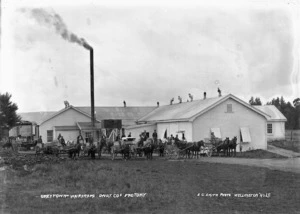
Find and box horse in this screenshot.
[68,142,82,159]
[111,140,130,160]
[157,139,165,157]
[97,136,107,159]
[133,137,144,157]
[216,137,230,156]
[189,141,205,159]
[228,136,237,157]
[174,140,191,158]
[88,144,97,159]
[143,138,155,160]
[2,139,14,150]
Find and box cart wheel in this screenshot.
[207,149,212,157]
[111,151,115,160]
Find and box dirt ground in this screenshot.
[1,156,300,214]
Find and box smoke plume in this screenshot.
[21,8,91,50]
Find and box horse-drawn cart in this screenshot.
[199,143,213,157]
[111,137,137,160]
[164,144,180,159]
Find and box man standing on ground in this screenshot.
[152,130,158,144]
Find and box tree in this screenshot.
[267,96,300,140]
[249,96,262,105]
[293,98,300,107]
[0,92,21,139]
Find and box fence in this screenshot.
[285,130,300,141]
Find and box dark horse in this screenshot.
[174,141,191,158]
[2,139,14,150]
[189,141,205,159]
[68,143,82,159]
[97,136,107,159]
[88,144,97,159]
[143,139,155,160]
[157,139,165,157]
[216,137,230,156]
[228,136,237,157]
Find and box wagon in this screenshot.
[199,143,213,157]
[164,144,180,159]
[204,137,222,157]
[111,137,137,160]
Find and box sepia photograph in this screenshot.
[0,0,299,213]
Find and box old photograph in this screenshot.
[0,0,299,213]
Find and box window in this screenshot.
[85,132,92,142]
[85,132,92,138]
[267,124,272,134]
[47,130,53,142]
[226,104,233,113]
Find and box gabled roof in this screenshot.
[254,105,287,122]
[138,94,270,123]
[19,112,56,124]
[40,106,100,125]
[34,106,156,126]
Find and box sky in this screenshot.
[0,0,299,112]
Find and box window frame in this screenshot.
[47,130,53,142]
[226,104,233,113]
[267,123,273,134]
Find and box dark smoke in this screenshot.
[21,8,91,50]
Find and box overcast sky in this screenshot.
[0,0,299,112]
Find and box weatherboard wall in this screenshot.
[40,108,91,143]
[267,122,285,141]
[192,98,267,150]
[156,122,193,142]
[125,124,156,139]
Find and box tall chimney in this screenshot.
[82,40,95,136]
[203,92,206,100]
[90,48,95,128]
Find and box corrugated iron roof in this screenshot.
[77,106,156,121]
[138,94,271,122]
[19,107,156,126]
[254,105,287,121]
[19,112,57,124]
[138,96,225,122]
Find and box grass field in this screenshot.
[3,158,300,214]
